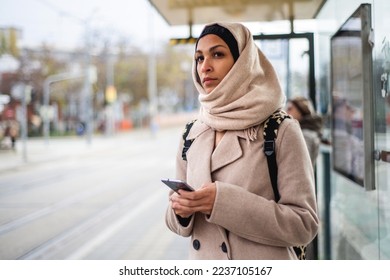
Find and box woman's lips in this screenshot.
[202,77,216,86]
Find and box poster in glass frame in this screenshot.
[330,4,375,190]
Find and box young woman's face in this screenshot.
[195,34,235,94]
[286,102,302,121]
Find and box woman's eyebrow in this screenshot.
[196,44,228,54]
[209,45,227,51]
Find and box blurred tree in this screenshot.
[0,27,20,57]
[112,41,193,110]
[18,45,69,104]
[157,44,193,110]
[16,45,80,136]
[0,30,6,56]
[114,40,147,107]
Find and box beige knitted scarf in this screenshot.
[192,22,286,141]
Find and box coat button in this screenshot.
[193,239,201,250]
[221,242,228,253]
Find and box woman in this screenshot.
[287,97,323,166]
[165,22,318,260]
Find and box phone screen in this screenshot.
[161,179,194,193]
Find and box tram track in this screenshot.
[17,179,161,260]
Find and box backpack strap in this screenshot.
[263,110,290,202]
[264,110,307,260]
[182,120,196,161]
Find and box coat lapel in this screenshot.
[211,130,243,172]
[186,122,214,189]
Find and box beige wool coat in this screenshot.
[165,118,319,260]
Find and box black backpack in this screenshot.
[181,110,306,260]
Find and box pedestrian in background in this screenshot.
[4,120,19,150]
[165,22,318,259]
[286,97,323,166]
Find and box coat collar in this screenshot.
[211,130,243,172]
[186,120,245,172]
[187,120,247,140]
[187,120,210,140]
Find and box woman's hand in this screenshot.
[170,182,217,218]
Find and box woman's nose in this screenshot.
[200,58,212,73]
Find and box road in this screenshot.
[0,126,189,260]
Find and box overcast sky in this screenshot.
[0,0,185,50]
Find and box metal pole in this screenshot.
[307,33,316,110]
[83,22,93,145]
[43,72,85,145]
[43,78,50,145]
[105,42,115,136]
[21,85,31,162]
[148,3,158,136]
[286,39,291,99]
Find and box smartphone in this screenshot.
[161,178,195,193]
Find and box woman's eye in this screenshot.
[195,56,204,63]
[213,51,224,58]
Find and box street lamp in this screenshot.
[43,72,85,145]
[148,2,158,136]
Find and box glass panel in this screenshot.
[255,38,310,101]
